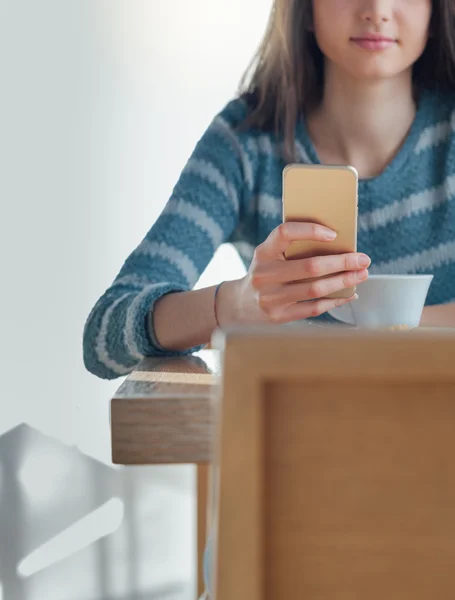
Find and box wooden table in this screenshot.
[110,324,454,599]
[110,349,220,598]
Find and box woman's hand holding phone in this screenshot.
[218,222,370,326]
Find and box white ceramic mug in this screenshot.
[328,274,434,328]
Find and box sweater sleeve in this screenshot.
[83,100,250,380]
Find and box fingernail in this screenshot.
[324,229,337,240]
[358,254,371,267]
[352,293,359,300]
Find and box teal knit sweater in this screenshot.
[83,89,455,379]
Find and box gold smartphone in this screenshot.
[282,163,358,299]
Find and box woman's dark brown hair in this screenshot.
[239,0,455,160]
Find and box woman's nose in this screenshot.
[359,0,392,26]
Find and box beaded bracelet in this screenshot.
[214,281,224,328]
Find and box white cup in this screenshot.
[328,274,434,329]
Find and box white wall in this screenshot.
[1,0,273,459]
[1,1,272,598]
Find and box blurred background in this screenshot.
[0,1,272,598]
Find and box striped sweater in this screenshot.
[83,89,455,379]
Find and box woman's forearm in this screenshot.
[420,302,455,327]
[152,280,241,351]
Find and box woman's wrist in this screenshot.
[215,278,243,327]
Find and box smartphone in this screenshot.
[282,163,358,299]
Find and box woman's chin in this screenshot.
[347,63,408,83]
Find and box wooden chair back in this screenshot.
[210,327,455,600]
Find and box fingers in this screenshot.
[257,269,368,313]
[267,294,358,324]
[285,269,368,303]
[253,252,371,286]
[255,222,337,261]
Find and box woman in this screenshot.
[84,0,455,380]
[84,0,455,594]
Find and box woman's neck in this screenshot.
[307,66,417,178]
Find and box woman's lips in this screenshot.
[350,36,397,51]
